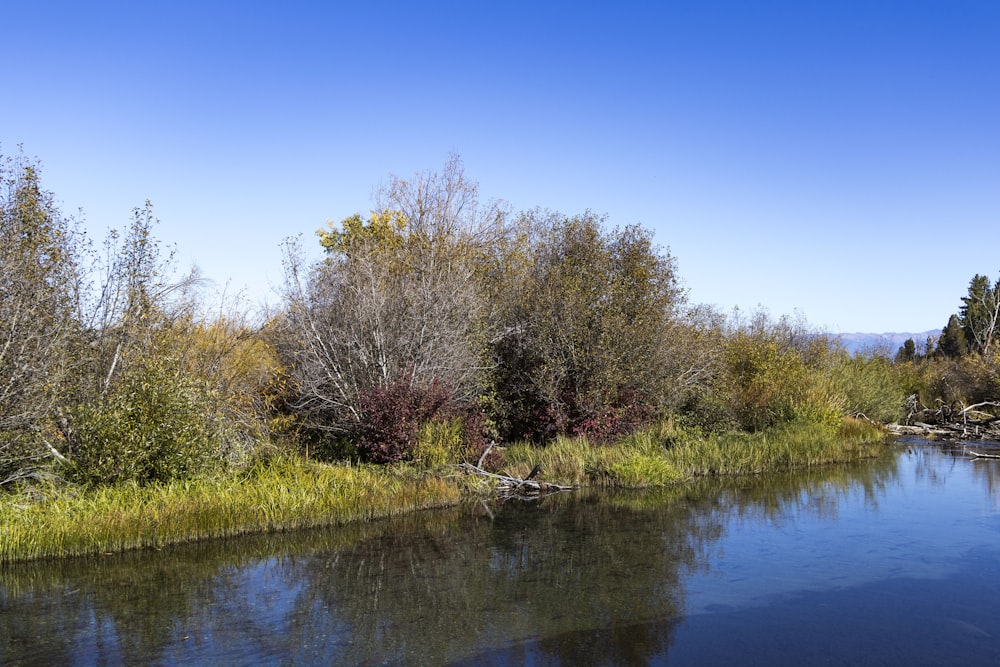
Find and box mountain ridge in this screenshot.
[832,330,939,355]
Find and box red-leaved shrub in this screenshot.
[355,377,488,464]
[568,386,655,444]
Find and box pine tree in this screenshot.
[938,314,968,358]
[959,274,1000,356]
[894,338,916,363]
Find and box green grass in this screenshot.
[0,417,888,564]
[663,419,884,477]
[501,416,887,487]
[499,427,684,488]
[0,456,460,563]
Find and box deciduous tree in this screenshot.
[0,149,83,484]
[278,156,507,439]
[486,211,686,442]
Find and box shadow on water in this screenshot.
[4,445,999,665]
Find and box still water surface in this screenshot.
[3,441,1000,665]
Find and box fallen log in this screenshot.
[459,443,576,498]
[887,423,957,439]
[889,406,1000,441]
[458,461,576,497]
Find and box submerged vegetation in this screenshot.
[1,147,996,562]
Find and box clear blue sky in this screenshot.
[3,1,997,333]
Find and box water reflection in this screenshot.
[932,440,1000,503]
[4,444,1000,665]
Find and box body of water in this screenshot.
[3,441,1000,665]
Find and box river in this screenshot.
[2,440,999,665]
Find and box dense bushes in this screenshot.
[707,312,913,432]
[724,332,816,431]
[275,161,913,460]
[0,150,84,484]
[66,316,284,485]
[0,151,283,490]
[710,313,838,432]
[355,379,455,464]
[484,212,683,442]
[68,358,218,486]
[2,151,918,498]
[910,354,998,411]
[827,355,907,424]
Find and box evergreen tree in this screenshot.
[938,314,968,358]
[894,338,916,363]
[959,274,1000,356]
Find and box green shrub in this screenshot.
[675,392,739,434]
[725,335,816,430]
[68,359,219,486]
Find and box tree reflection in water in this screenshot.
[0,453,903,665]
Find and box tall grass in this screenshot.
[500,425,683,487]
[1,418,887,563]
[0,456,459,563]
[661,418,884,477]
[502,417,886,487]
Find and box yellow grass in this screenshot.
[502,417,887,487]
[0,456,459,563]
[0,418,887,563]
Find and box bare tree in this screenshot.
[278,156,509,432]
[960,274,1000,360]
[657,303,727,408]
[78,200,203,399]
[0,150,83,484]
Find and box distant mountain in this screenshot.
[833,330,940,356]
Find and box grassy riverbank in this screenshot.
[0,460,460,563]
[0,418,887,563]
[500,417,887,487]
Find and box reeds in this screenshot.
[0,456,460,563]
[0,419,887,564]
[502,417,886,487]
[661,418,882,477]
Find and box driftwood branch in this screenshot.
[461,443,575,498]
[891,399,1000,442]
[960,401,1000,415]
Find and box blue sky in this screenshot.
[3,1,997,333]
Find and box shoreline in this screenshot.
[0,419,889,564]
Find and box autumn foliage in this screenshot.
[2,150,938,492]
